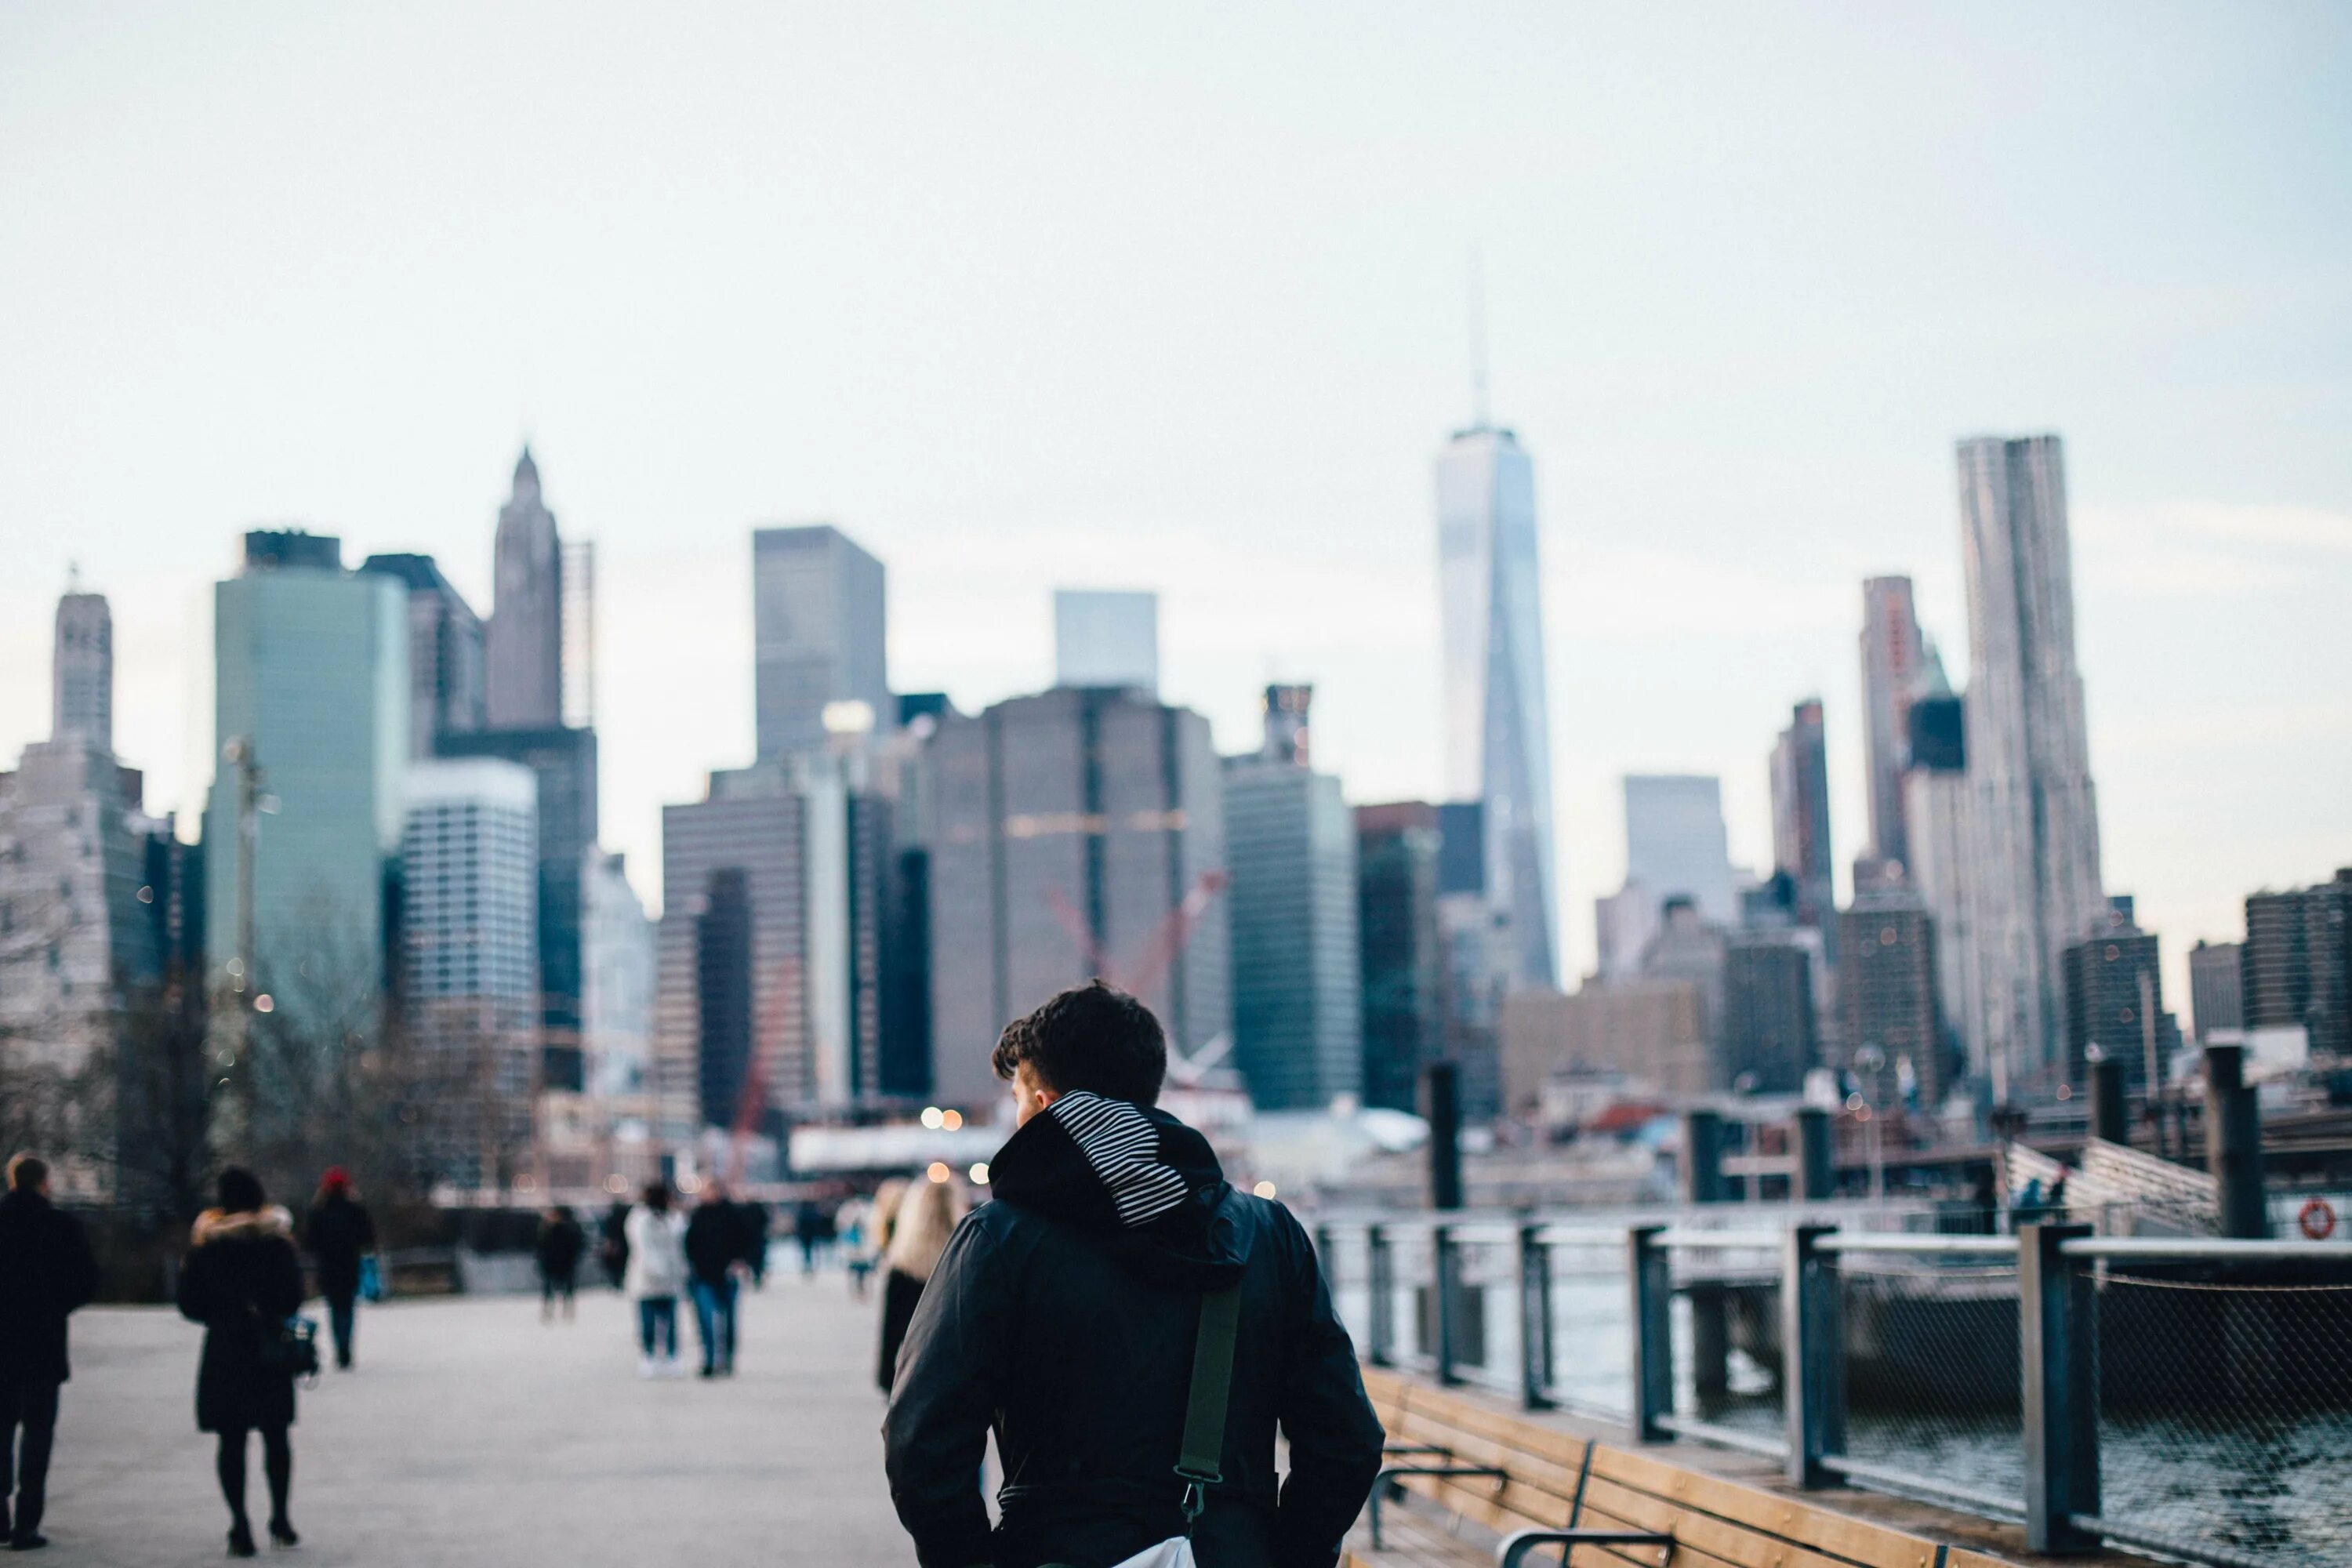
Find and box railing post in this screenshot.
[1432,1224,1461,1386]
[1366,1223,1392,1367]
[1782,1223,1846,1487]
[2021,1222,2100,1554]
[1628,1225,1673,1442]
[1518,1222,1555,1410]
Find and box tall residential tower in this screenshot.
[485,448,564,730]
[1956,434,2105,1096]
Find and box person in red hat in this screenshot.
[303,1169,376,1370]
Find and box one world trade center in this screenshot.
[1437,421,1559,989]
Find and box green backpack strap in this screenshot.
[1174,1283,1243,1530]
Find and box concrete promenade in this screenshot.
[38,1273,908,1566]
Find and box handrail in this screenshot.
[1368,1465,1506,1548]
[1497,1528,1674,1566]
[1816,1233,2019,1257]
[2058,1236,2352,1261]
[1653,1228,1786,1250]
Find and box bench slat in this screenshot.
[1588,1443,1940,1568]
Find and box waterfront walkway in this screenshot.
[41,1276,906,1566]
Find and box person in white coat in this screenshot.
[622,1181,688,1377]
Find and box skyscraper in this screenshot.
[2187,940,2245,1040]
[1901,692,1981,1079]
[1956,434,2106,1096]
[1355,802,1443,1114]
[2241,871,2352,1058]
[51,588,111,751]
[1839,893,1947,1109]
[753,525,890,760]
[205,532,408,1013]
[655,755,897,1138]
[1857,576,1929,881]
[485,448,564,730]
[2060,902,2179,1102]
[581,850,655,1099]
[1622,775,1739,929]
[0,587,164,1199]
[1436,423,1557,988]
[359,553,486,759]
[924,687,1229,1107]
[1721,936,1819,1094]
[1054,590,1160,694]
[398,757,539,1185]
[1769,699,1835,948]
[1222,689,1361,1112]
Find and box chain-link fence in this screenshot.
[1831,1249,2024,1515]
[2093,1265,2352,1566]
[1541,1230,1632,1422]
[1670,1236,1781,1450]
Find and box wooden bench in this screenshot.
[1348,1368,2016,1568]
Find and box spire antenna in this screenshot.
[1468,247,1490,430]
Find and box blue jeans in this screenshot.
[636,1297,677,1359]
[691,1278,738,1373]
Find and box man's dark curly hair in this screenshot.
[991,979,1168,1106]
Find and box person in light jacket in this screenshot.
[177,1169,308,1559]
[874,1171,968,1394]
[622,1181,688,1377]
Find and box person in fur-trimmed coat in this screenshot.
[177,1169,307,1558]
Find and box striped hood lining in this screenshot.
[1047,1091,1192,1229]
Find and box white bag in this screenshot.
[1109,1541,1196,1568]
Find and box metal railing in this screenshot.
[1314,1210,2352,1567]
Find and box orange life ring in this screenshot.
[2299,1197,2337,1241]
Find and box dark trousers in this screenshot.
[324,1290,357,1369]
[691,1277,738,1373]
[1,1377,60,1540]
[637,1297,677,1359]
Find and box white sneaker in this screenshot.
[638,1356,657,1379]
[662,1356,684,1378]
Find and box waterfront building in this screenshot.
[1053,589,1160,694]
[2187,939,2245,1040]
[923,687,1229,1109]
[1956,434,2107,1098]
[485,448,564,730]
[437,724,599,1087]
[2060,902,2180,1101]
[753,524,890,760]
[655,757,897,1141]
[1436,423,1558,989]
[561,539,597,730]
[2241,871,2352,1058]
[1857,576,1929,884]
[1838,893,1946,1109]
[1222,689,1360,1112]
[204,531,408,1014]
[1722,935,1818,1094]
[1355,802,1443,1114]
[359,553,486,758]
[1498,979,1714,1107]
[1769,699,1835,951]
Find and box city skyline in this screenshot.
[4,5,2347,1006]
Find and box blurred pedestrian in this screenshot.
[837,1195,874,1300]
[623,1181,688,1378]
[875,1173,967,1394]
[793,1198,826,1279]
[0,1153,100,1552]
[598,1197,631,1290]
[535,1206,586,1323]
[303,1168,375,1370]
[684,1185,745,1378]
[737,1197,771,1287]
[178,1169,309,1559]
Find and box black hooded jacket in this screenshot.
[0,1188,100,1385]
[883,1092,1385,1568]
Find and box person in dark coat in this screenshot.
[178,1168,308,1558]
[884,982,1385,1568]
[0,1153,100,1552]
[535,1206,586,1323]
[874,1174,967,1395]
[684,1186,745,1377]
[598,1198,632,1290]
[303,1168,374,1370]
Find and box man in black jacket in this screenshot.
[884,982,1385,1568]
[0,1153,100,1551]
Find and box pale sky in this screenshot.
[4,3,2349,1000]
